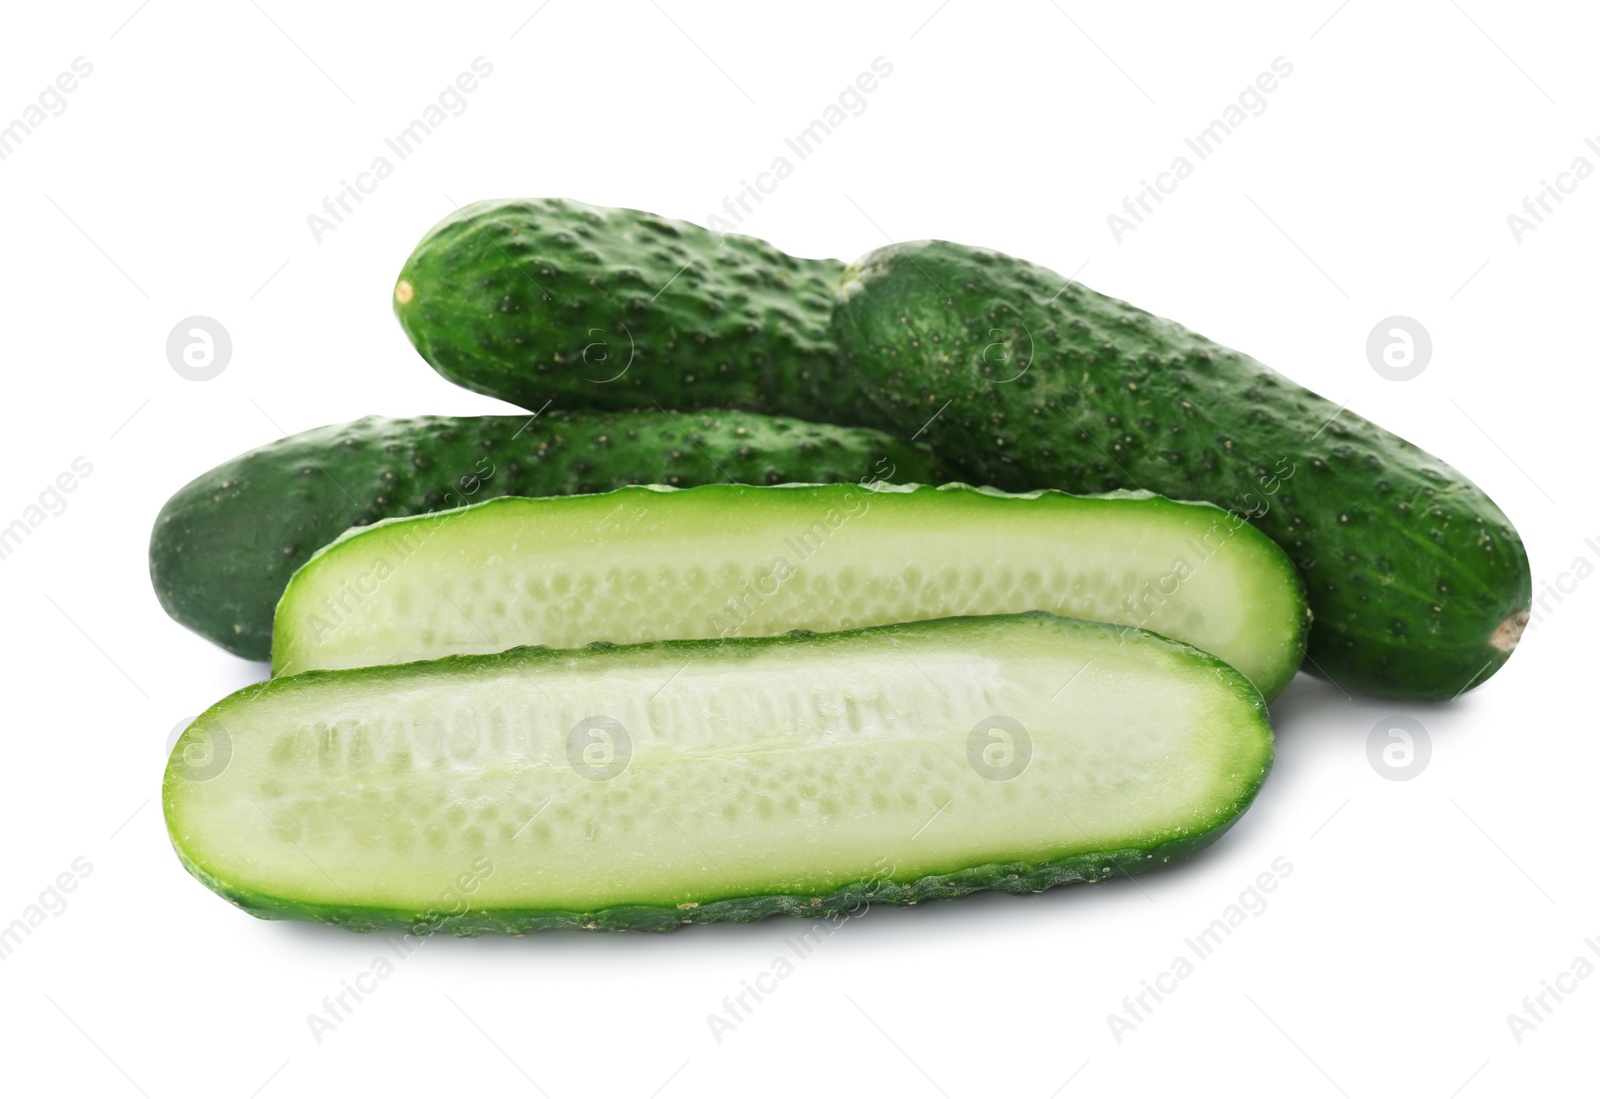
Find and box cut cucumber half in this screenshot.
[272,483,1309,699]
[166,613,1274,933]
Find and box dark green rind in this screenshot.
[150,410,940,661]
[165,614,1272,934]
[833,241,1532,699]
[394,198,878,427]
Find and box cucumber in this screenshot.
[151,410,938,661]
[394,202,1529,699]
[165,613,1273,933]
[393,198,877,427]
[832,242,1531,699]
[271,482,1309,699]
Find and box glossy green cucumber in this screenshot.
[392,199,1529,699]
[165,613,1274,934]
[392,198,878,426]
[833,241,1531,699]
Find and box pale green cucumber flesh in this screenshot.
[272,483,1309,699]
[166,614,1273,933]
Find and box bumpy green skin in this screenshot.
[150,410,939,661]
[395,198,878,426]
[833,241,1531,699]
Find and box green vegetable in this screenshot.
[395,202,1528,698]
[150,410,937,661]
[393,198,876,427]
[830,242,1530,699]
[165,613,1273,934]
[272,482,1308,699]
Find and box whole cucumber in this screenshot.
[393,198,877,426]
[150,410,939,661]
[833,241,1531,700]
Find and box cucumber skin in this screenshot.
[150,411,940,661]
[166,615,1271,935]
[175,828,1228,935]
[394,198,878,427]
[400,203,1529,699]
[832,242,1531,700]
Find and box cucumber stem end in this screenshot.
[1490,609,1529,654]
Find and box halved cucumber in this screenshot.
[165,613,1273,933]
[272,482,1309,699]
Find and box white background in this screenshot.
[0,2,1591,1096]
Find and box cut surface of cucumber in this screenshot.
[272,483,1308,699]
[166,614,1273,933]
